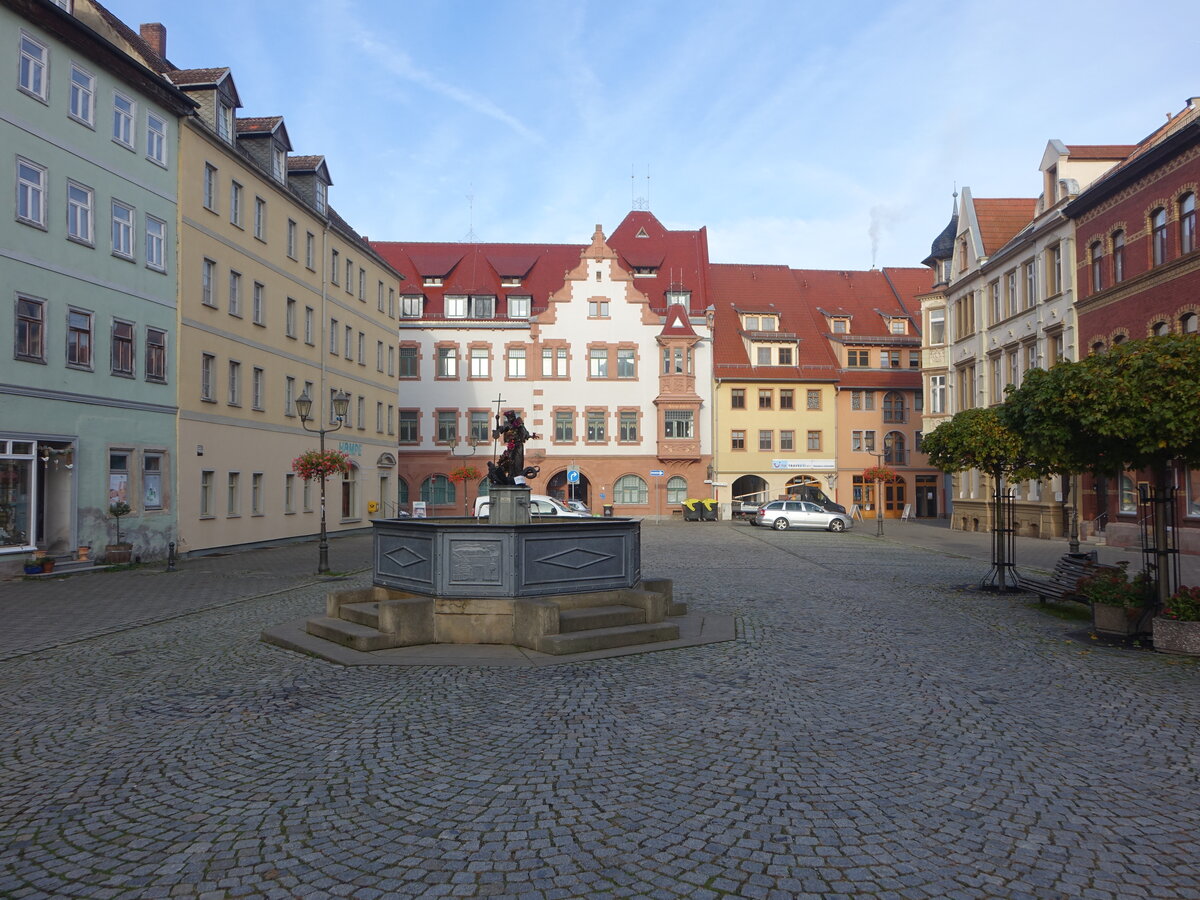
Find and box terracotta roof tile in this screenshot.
[972,198,1037,255]
[286,155,325,172]
[168,67,229,87]
[1065,145,1137,160]
[236,116,282,134]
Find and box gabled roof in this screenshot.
[486,251,541,279]
[972,198,1037,256]
[287,155,331,184]
[608,211,711,314]
[660,304,697,337]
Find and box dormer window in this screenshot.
[759,316,777,332]
[744,315,759,330]
[632,266,657,277]
[399,295,423,318]
[423,276,443,287]
[508,296,532,319]
[272,146,286,183]
[889,320,907,335]
[314,181,326,215]
[500,276,522,287]
[217,101,233,142]
[831,319,849,333]
[666,291,690,307]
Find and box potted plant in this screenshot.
[40,556,55,573]
[1154,586,1200,655]
[1079,563,1149,636]
[106,501,133,564]
[22,555,43,575]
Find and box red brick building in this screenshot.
[1064,97,1200,553]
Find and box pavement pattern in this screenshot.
[1,522,1198,899]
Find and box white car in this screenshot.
[754,500,853,532]
[474,494,591,518]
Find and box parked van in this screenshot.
[791,486,846,514]
[474,494,592,518]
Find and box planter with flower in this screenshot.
[105,501,133,564]
[1079,563,1151,636]
[448,465,481,516]
[23,555,43,575]
[291,449,352,483]
[1154,586,1200,655]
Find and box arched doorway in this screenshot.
[546,469,591,507]
[732,474,770,505]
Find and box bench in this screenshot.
[1015,555,1115,604]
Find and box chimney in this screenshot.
[139,23,166,59]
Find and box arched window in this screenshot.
[341,464,358,519]
[1152,208,1168,265]
[1182,312,1198,334]
[1089,241,1103,292]
[882,391,905,423]
[666,475,687,504]
[1112,230,1125,283]
[1152,321,1170,336]
[884,431,906,465]
[420,474,455,506]
[614,474,648,505]
[1112,333,1127,346]
[477,477,490,498]
[1181,193,1196,255]
[1091,340,1106,356]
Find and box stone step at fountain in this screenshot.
[339,601,381,629]
[306,615,400,652]
[558,604,646,632]
[538,621,680,655]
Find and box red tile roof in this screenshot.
[1065,145,1137,160]
[972,198,1037,255]
[236,116,282,134]
[167,67,229,87]
[660,304,698,337]
[608,212,711,314]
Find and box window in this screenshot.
[15,296,44,362]
[1048,244,1063,295]
[145,216,166,271]
[285,473,295,514]
[730,389,746,409]
[831,318,848,333]
[1023,260,1037,308]
[444,295,466,318]
[388,289,396,318]
[420,475,455,507]
[111,320,134,375]
[112,92,134,148]
[807,430,822,451]
[67,308,92,368]
[1119,474,1136,514]
[779,430,794,451]
[330,250,340,285]
[617,348,636,378]
[304,306,314,344]
[359,268,366,300]
[377,282,385,312]
[666,291,690,307]
[66,181,93,244]
[847,350,869,367]
[758,430,773,451]
[200,471,214,517]
[253,197,266,240]
[16,158,46,227]
[387,345,395,376]
[199,259,216,306]
[251,367,264,410]
[589,348,608,378]
[588,299,610,318]
[228,271,242,316]
[328,318,338,354]
[357,332,365,365]
[929,308,945,344]
[1005,271,1018,316]
[507,347,526,378]
[284,298,297,338]
[142,453,163,510]
[375,402,383,433]
[284,376,295,416]
[554,410,574,441]
[146,113,167,165]
[217,100,233,142]
[884,350,901,368]
[930,375,946,414]
[437,347,458,378]
[542,347,569,378]
[665,410,694,439]
[883,391,905,423]
[988,281,1001,323]
[19,34,48,101]
[229,182,243,227]
[619,411,638,442]
[200,353,215,400]
[910,351,921,369]
[400,295,423,318]
[398,410,419,443]
[586,410,606,442]
[1181,193,1197,255]
[356,395,365,430]
[251,473,264,515]
[779,389,794,410]
[69,64,94,125]
[614,475,648,505]
[1152,208,1168,265]
[436,411,457,443]
[731,430,745,450]
[203,164,218,211]
[1112,230,1125,283]
[110,201,134,259]
[778,347,793,365]
[387,406,395,436]
[227,360,241,405]
[345,260,353,293]
[890,320,906,335]
[469,346,489,379]
[469,411,490,443]
[227,472,240,517]
[399,346,419,377]
[758,389,772,409]
[1183,313,1199,334]
[508,296,531,318]
[850,390,875,411]
[286,220,297,259]
[273,146,286,183]
[756,347,772,366]
[305,232,315,269]
[1090,242,1103,292]
[345,325,353,359]
[376,340,384,371]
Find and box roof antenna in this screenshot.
[632,164,648,211]
[463,184,478,243]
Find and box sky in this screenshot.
[106,0,1199,271]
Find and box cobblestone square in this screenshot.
[1,523,1197,899]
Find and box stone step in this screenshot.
[340,601,380,629]
[668,601,688,617]
[306,616,397,652]
[558,604,645,633]
[539,622,679,655]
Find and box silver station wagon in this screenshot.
[754,500,854,532]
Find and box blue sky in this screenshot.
[108,0,1198,270]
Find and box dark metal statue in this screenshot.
[487,410,540,485]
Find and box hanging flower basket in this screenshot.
[861,465,898,483]
[448,465,481,484]
[292,449,352,482]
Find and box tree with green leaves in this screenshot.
[922,406,1043,589]
[1004,333,1200,607]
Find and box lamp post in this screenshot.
[295,388,350,574]
[871,434,895,537]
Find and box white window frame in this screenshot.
[66,180,93,244]
[508,295,531,318]
[203,164,218,212]
[112,91,135,149]
[400,295,423,318]
[145,215,166,271]
[507,347,526,378]
[253,196,266,240]
[18,33,48,102]
[229,181,243,227]
[252,282,265,325]
[69,63,95,126]
[16,158,46,227]
[201,258,216,307]
[146,112,167,166]
[111,200,134,260]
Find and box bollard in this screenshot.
[167,540,176,572]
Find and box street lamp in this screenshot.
[871,434,895,537]
[295,388,350,573]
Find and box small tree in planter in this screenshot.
[107,501,133,563]
[1155,586,1200,655]
[1078,563,1150,636]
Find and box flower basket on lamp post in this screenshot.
[448,465,481,516]
[294,388,351,574]
[862,462,897,537]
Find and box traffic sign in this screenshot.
[649,469,665,477]
[566,469,580,484]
